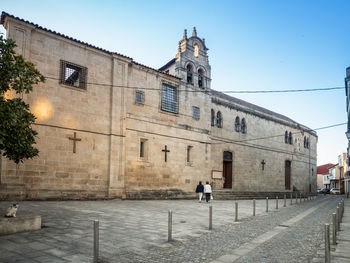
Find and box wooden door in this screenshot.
[223,161,232,188]
[285,160,291,190]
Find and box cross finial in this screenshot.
[192,26,197,37]
[183,29,187,40]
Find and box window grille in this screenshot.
[161,84,178,113]
[60,60,87,90]
[192,106,200,120]
[135,91,144,104]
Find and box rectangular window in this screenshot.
[60,60,87,90]
[140,141,145,158]
[192,106,200,120]
[161,83,178,113]
[139,139,147,159]
[187,146,193,163]
[135,91,144,104]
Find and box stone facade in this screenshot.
[0,13,317,200]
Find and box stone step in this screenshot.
[212,190,310,200]
[0,184,26,201]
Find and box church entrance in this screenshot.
[223,151,232,189]
[285,160,291,190]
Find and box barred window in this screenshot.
[135,91,144,104]
[161,83,178,113]
[60,60,87,90]
[192,106,200,120]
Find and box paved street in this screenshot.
[0,195,343,262]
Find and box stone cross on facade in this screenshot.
[261,160,266,170]
[162,145,170,162]
[69,132,81,153]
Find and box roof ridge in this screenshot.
[0,11,179,80]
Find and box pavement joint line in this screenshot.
[210,201,326,263]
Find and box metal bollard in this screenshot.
[336,206,340,231]
[299,193,302,203]
[235,202,238,222]
[209,206,213,230]
[325,224,330,263]
[168,210,172,242]
[93,220,99,263]
[284,194,286,207]
[266,197,269,212]
[290,193,292,205]
[333,213,337,245]
[276,196,278,209]
[253,199,256,216]
[295,193,298,204]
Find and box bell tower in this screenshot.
[175,27,211,90]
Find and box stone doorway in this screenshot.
[285,160,291,190]
[223,151,232,189]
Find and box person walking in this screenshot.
[195,181,204,202]
[204,181,212,203]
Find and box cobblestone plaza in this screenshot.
[0,195,345,262]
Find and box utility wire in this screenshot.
[44,76,344,94]
[211,122,347,145]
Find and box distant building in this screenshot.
[317,163,334,189]
[345,67,350,195]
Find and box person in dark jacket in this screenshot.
[195,181,204,202]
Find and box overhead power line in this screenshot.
[43,76,344,94]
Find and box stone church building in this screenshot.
[0,12,317,200]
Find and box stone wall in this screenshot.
[0,14,317,200]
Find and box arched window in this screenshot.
[306,138,310,149]
[186,64,193,84]
[304,136,306,148]
[194,44,199,57]
[288,132,292,144]
[211,109,215,126]
[235,117,240,132]
[216,111,222,128]
[285,131,288,144]
[198,69,204,88]
[241,118,246,134]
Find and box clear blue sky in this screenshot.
[1,0,349,165]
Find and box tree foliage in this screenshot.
[0,34,45,163]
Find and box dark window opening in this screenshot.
[216,111,222,128]
[198,69,204,88]
[285,131,288,144]
[60,60,87,90]
[187,64,193,84]
[235,117,240,132]
[288,132,292,144]
[241,118,246,134]
[211,109,215,126]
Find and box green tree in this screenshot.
[0,34,45,164]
